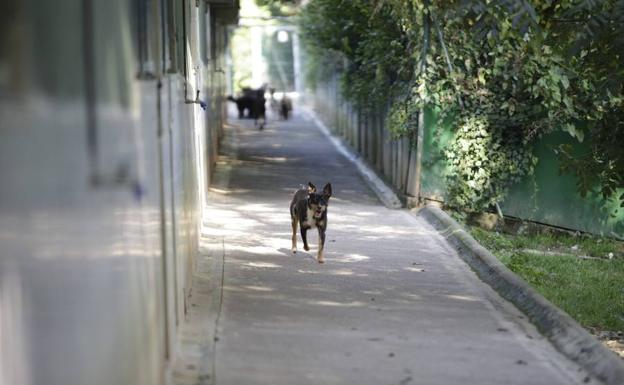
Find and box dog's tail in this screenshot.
[226,95,236,102]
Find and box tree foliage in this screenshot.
[299,0,416,109]
[299,0,624,212]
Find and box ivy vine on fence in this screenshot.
[299,0,624,216]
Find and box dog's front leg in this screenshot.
[317,227,325,264]
[291,218,298,253]
[300,227,310,251]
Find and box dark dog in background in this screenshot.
[280,94,292,120]
[290,182,332,263]
[227,87,266,129]
[227,94,254,118]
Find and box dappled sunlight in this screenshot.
[216,158,246,167]
[305,300,366,307]
[225,256,283,269]
[221,288,289,301]
[401,293,423,301]
[266,215,293,225]
[349,212,377,217]
[327,197,351,204]
[202,205,291,238]
[359,235,388,241]
[391,298,425,306]
[302,285,340,294]
[222,285,247,293]
[327,221,414,236]
[362,290,383,295]
[446,294,480,302]
[237,203,277,212]
[235,204,292,224]
[242,285,275,292]
[243,262,282,269]
[225,236,291,256]
[332,253,370,263]
[297,268,368,277]
[332,269,360,276]
[404,267,426,273]
[231,245,286,255]
[396,292,480,303]
[202,227,244,237]
[204,208,256,224]
[240,293,290,301]
[325,218,442,242]
[249,156,296,163]
[208,187,252,195]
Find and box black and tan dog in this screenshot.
[290,182,332,263]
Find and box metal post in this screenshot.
[292,31,302,96]
[411,1,431,206]
[250,25,263,87]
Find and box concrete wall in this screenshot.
[0,1,237,385]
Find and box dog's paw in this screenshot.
[292,247,297,254]
[304,245,310,251]
[317,258,325,264]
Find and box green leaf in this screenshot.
[561,75,569,89]
[549,67,561,83]
[478,69,486,84]
[565,123,584,142]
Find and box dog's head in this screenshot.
[307,182,332,219]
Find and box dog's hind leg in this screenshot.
[317,228,325,264]
[291,218,298,253]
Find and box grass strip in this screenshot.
[470,228,624,332]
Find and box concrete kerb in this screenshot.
[417,205,624,385]
[302,107,623,385]
[302,107,403,209]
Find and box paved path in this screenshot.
[197,109,595,385]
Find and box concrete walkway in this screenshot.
[192,109,596,385]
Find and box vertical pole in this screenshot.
[251,25,263,87]
[411,1,431,206]
[82,0,98,182]
[432,11,464,108]
[182,0,188,94]
[225,25,234,96]
[292,31,302,96]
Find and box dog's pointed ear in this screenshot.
[307,182,316,194]
[322,183,332,198]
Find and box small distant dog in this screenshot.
[280,94,292,120]
[290,182,332,263]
